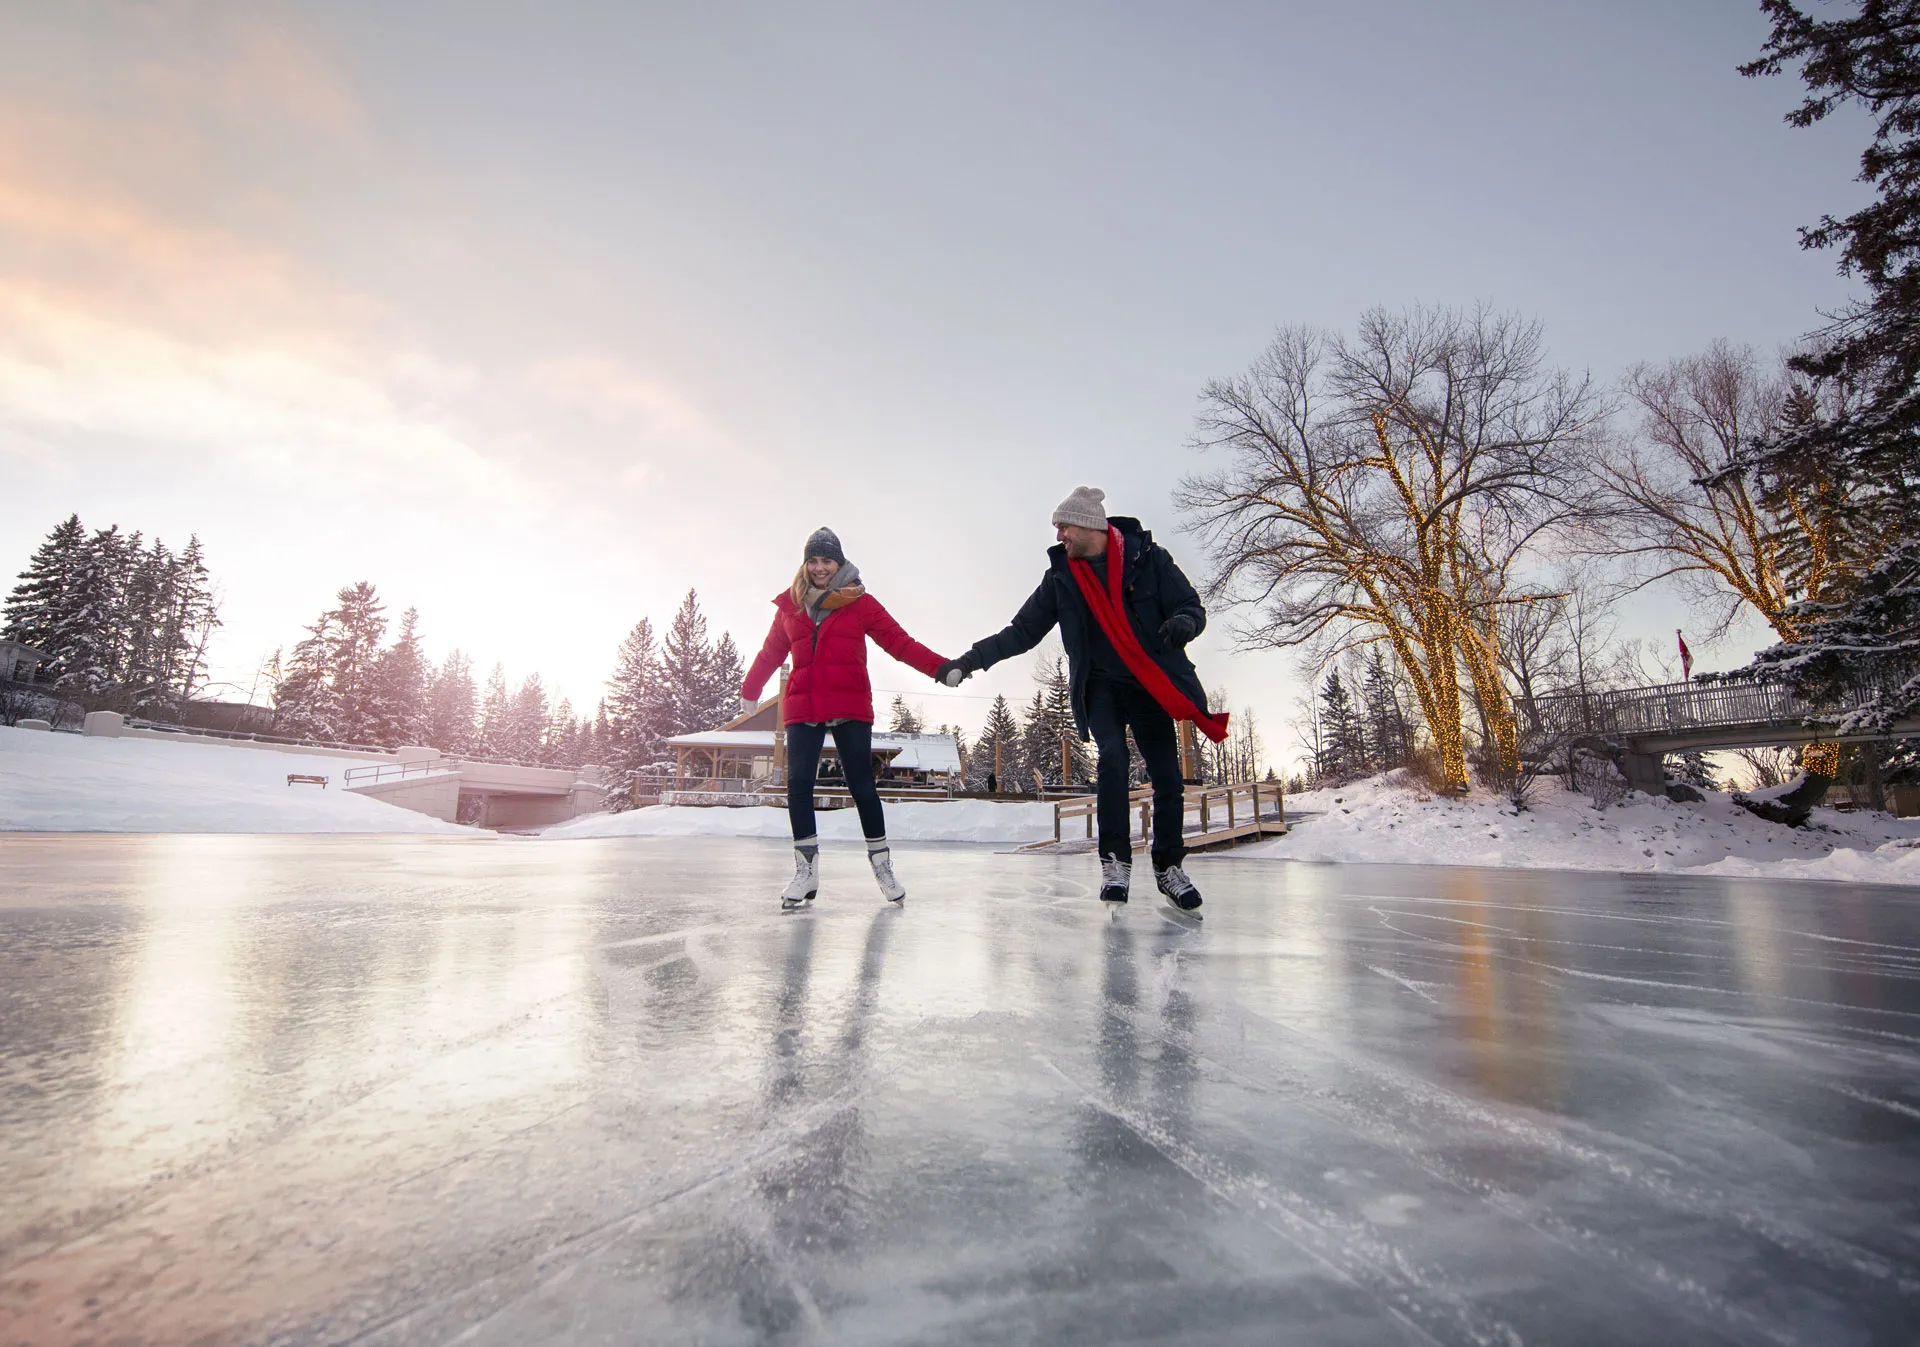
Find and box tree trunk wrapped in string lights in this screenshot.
[1180,307,1602,792]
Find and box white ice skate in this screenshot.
[868,843,906,903]
[781,844,819,911]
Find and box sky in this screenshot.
[0,1,1873,770]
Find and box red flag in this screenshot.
[1676,629,1693,681]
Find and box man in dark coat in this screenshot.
[937,486,1211,909]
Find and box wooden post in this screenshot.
[1053,801,1062,844]
[1199,789,1210,839]
[1179,721,1199,783]
[1226,787,1236,835]
[771,669,788,784]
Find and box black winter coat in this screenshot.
[966,517,1209,740]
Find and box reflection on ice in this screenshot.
[1,835,1918,1346]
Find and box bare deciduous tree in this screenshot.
[1591,341,1870,775]
[1179,306,1604,791]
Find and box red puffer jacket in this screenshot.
[741,591,945,725]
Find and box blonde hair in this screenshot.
[789,562,811,608]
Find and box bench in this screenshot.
[286,774,329,788]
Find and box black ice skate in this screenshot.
[1155,863,1202,912]
[1099,856,1131,903]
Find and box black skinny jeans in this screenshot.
[786,720,886,843]
[1085,673,1187,869]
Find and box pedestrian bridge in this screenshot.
[1523,668,1920,792]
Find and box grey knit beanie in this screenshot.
[804,526,846,564]
[1050,485,1108,532]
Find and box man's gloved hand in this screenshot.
[1159,613,1198,647]
[936,656,974,687]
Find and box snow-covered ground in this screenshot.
[1237,770,1920,886]
[543,798,1056,843]
[0,725,472,834]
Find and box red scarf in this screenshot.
[1069,528,1230,743]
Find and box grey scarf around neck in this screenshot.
[805,561,861,624]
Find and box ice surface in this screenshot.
[544,798,1056,843]
[2,834,1917,1345]
[0,725,471,834]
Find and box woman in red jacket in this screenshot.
[741,527,948,910]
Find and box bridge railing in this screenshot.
[1526,665,1915,744]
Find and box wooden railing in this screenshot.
[1049,780,1286,848]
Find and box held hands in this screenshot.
[935,655,974,687]
[1159,613,1198,647]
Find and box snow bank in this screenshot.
[0,726,472,834]
[1234,771,1920,886]
[543,799,1056,844]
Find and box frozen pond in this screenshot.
[2,835,1917,1346]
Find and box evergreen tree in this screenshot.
[1044,659,1093,783]
[273,617,343,739]
[605,618,668,793]
[364,607,430,747]
[2,513,89,685]
[1360,648,1412,771]
[426,650,478,754]
[1672,749,1718,792]
[4,516,219,711]
[888,695,924,732]
[325,582,388,740]
[499,674,549,762]
[703,630,745,730]
[967,694,1023,790]
[660,589,715,736]
[1317,671,1366,782]
[476,663,511,757]
[1742,6,1920,724]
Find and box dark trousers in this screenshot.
[786,720,886,843]
[1085,673,1187,869]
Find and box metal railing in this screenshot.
[341,761,457,788]
[1525,665,1916,745]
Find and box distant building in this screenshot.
[0,639,47,684]
[664,696,962,790]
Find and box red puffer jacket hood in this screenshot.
[741,591,946,725]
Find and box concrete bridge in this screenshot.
[82,712,605,828]
[1524,672,1920,795]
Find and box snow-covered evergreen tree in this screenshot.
[605,618,668,796]
[499,674,549,762]
[967,694,1023,790]
[364,608,429,747]
[1360,648,1412,771]
[426,650,477,754]
[1317,671,1366,782]
[4,514,93,689]
[888,695,923,732]
[1044,658,1093,783]
[4,516,219,711]
[702,630,744,731]
[660,590,714,737]
[476,664,511,757]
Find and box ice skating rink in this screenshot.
[2,836,1917,1346]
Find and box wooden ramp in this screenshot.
[1020,781,1287,855]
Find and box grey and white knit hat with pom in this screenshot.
[1050,486,1108,532]
[803,527,846,564]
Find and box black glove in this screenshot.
[936,657,972,687]
[1159,613,1198,647]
